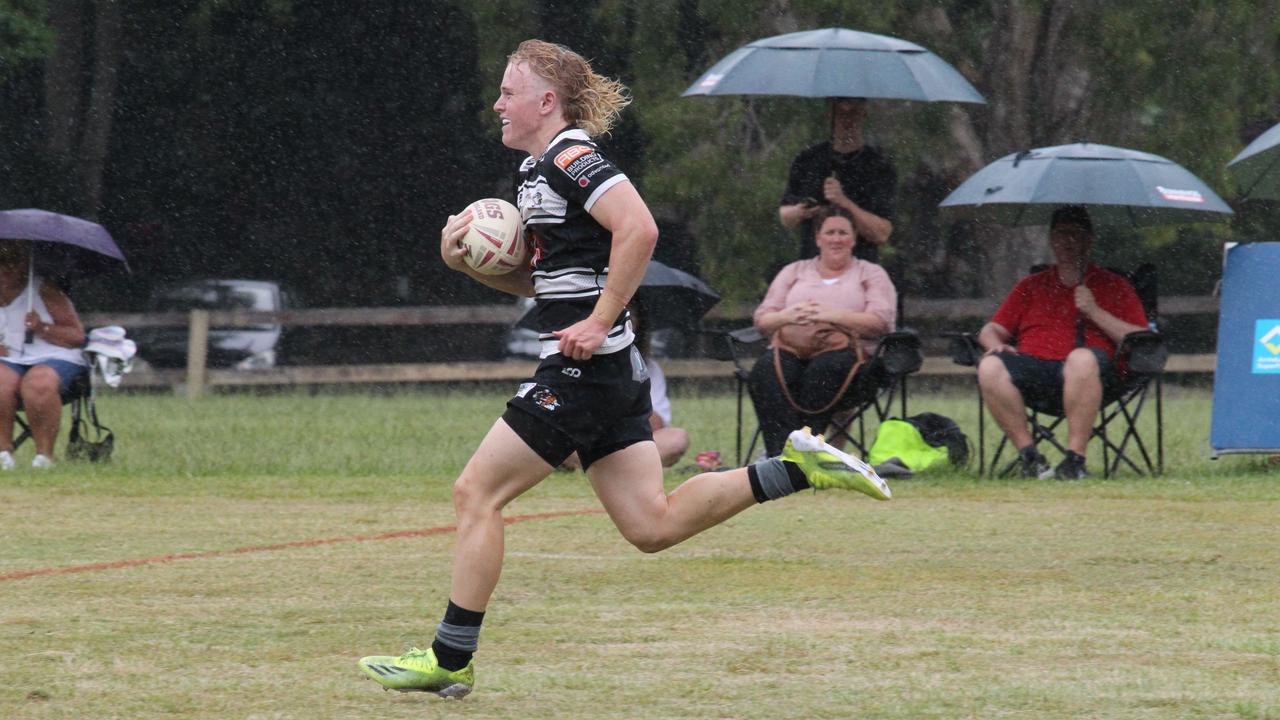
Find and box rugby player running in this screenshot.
[357,39,891,698]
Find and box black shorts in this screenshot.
[503,345,654,470]
[993,349,1123,415]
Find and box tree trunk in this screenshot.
[943,0,1093,296]
[42,0,85,173]
[79,0,123,218]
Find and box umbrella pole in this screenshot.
[23,252,34,350]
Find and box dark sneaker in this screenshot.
[1049,452,1088,480]
[1018,448,1052,478]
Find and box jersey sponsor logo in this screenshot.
[555,145,606,181]
[564,154,604,180]
[554,144,594,169]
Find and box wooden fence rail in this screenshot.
[80,294,1221,397]
[81,295,1220,330]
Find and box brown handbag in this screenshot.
[771,324,866,415]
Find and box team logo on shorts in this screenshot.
[527,385,561,412]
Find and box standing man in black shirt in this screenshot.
[778,97,897,263]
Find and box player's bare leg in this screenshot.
[358,419,551,696]
[448,419,554,608]
[587,441,757,553]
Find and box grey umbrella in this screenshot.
[938,143,1234,227]
[682,27,985,104]
[632,261,721,331]
[1228,122,1280,200]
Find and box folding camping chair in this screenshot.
[12,350,117,463]
[721,326,923,466]
[947,263,1166,477]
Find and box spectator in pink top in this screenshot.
[747,206,897,455]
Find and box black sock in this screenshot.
[432,600,485,671]
[443,600,485,628]
[746,463,768,503]
[783,460,811,491]
[1018,444,1040,459]
[747,459,812,504]
[431,639,472,672]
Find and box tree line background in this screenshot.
[1,0,1278,314]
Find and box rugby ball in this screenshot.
[459,198,526,275]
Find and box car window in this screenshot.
[151,283,279,330]
[153,286,215,312]
[232,287,274,311]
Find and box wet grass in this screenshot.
[2,386,1277,719]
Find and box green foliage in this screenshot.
[6,0,1280,312]
[0,0,52,84]
[582,1,1280,302]
[469,0,537,90]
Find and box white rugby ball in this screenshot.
[459,198,526,275]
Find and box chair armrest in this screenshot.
[728,326,764,345]
[709,325,767,377]
[943,331,982,367]
[1118,330,1168,375]
[876,329,923,376]
[698,326,764,362]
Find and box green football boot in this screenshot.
[781,426,892,501]
[357,646,474,698]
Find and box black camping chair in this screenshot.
[947,263,1166,478]
[717,325,923,466]
[13,357,114,463]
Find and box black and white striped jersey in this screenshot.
[516,126,634,358]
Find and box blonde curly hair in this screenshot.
[508,39,631,137]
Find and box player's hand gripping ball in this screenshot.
[459,198,526,275]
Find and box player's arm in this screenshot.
[553,181,658,360]
[440,211,535,297]
[591,181,658,324]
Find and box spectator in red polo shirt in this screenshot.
[976,206,1149,479]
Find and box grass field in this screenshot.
[2,385,1278,719]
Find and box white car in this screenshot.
[134,279,291,370]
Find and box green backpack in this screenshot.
[868,413,969,471]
